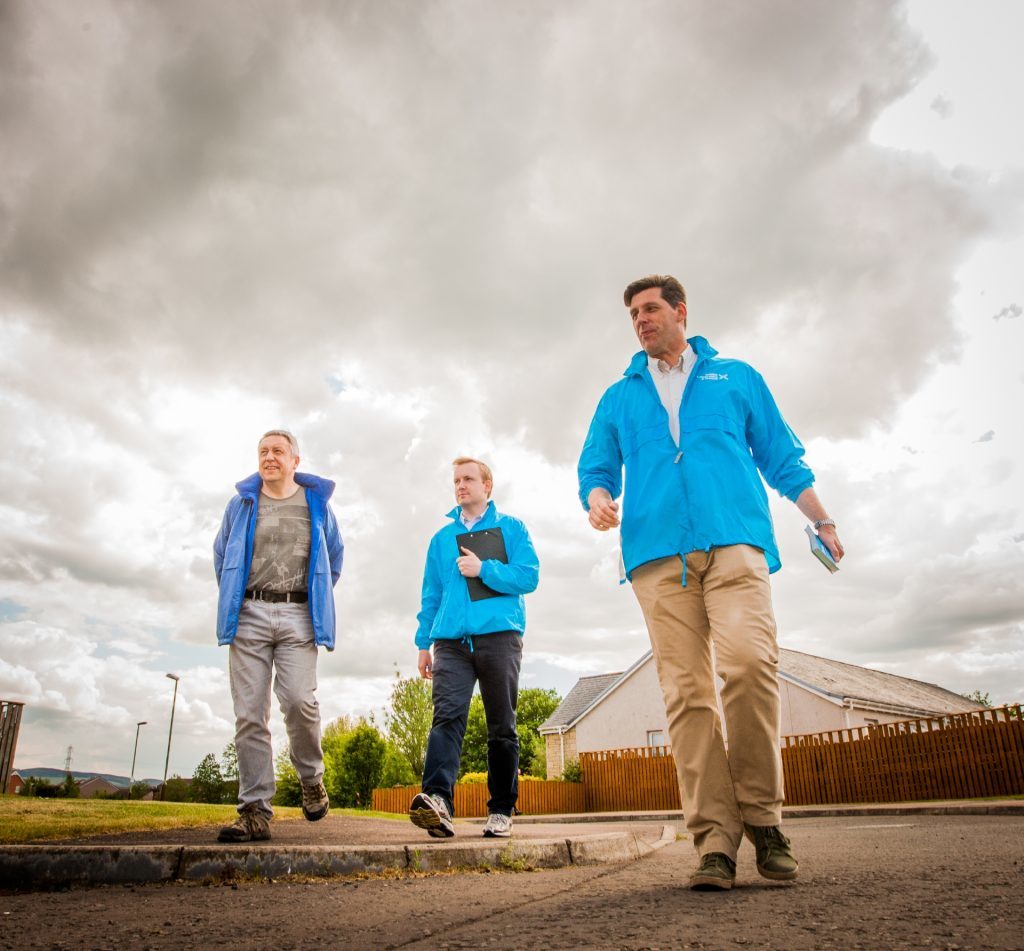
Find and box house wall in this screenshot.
[779,679,918,736]
[77,778,121,799]
[544,727,578,779]
[574,660,670,753]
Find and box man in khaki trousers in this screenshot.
[578,274,844,890]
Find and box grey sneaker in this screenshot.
[301,780,330,822]
[482,813,513,838]
[409,792,455,838]
[217,803,271,843]
[688,852,736,891]
[744,824,799,880]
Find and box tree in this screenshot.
[162,775,192,802]
[60,774,80,799]
[380,741,418,787]
[516,688,560,777]
[191,753,226,804]
[459,695,488,776]
[963,690,992,707]
[383,673,433,778]
[221,742,238,779]
[330,723,387,808]
[129,781,151,800]
[220,742,239,804]
[272,747,302,807]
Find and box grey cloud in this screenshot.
[974,429,996,443]
[1,1,1008,461]
[930,94,953,119]
[992,303,1022,320]
[3,0,1022,771]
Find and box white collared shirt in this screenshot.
[647,345,696,447]
[460,510,484,530]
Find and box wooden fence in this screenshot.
[373,779,586,817]
[373,705,1024,815]
[579,746,681,811]
[781,704,1024,805]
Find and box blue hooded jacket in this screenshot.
[414,501,539,650]
[578,336,814,580]
[213,472,344,649]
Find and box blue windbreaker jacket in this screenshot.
[578,336,814,580]
[414,501,539,650]
[213,472,344,649]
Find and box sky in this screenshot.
[2,0,1022,781]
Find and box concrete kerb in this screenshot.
[0,827,677,891]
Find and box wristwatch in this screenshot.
[813,518,836,530]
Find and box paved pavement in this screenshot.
[1,799,1021,892]
[2,811,1023,950]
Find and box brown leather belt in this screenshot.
[245,589,308,604]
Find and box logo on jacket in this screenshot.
[697,372,728,382]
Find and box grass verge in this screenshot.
[0,797,405,844]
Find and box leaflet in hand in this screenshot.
[805,525,839,574]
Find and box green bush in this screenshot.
[329,723,387,808]
[559,759,582,783]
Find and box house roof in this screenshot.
[542,647,983,732]
[540,672,622,732]
[778,648,982,718]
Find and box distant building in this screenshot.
[540,648,985,778]
[7,770,24,795]
[76,776,123,798]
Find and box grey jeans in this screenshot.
[229,598,324,816]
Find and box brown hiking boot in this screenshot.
[743,824,798,880]
[301,780,330,822]
[688,851,736,891]
[217,804,271,843]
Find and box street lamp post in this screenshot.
[162,674,180,800]
[129,720,147,797]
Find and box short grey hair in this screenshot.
[259,429,300,455]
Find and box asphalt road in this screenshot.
[2,814,1022,950]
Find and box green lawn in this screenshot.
[0,796,405,844]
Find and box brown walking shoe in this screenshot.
[743,824,798,880]
[217,803,271,843]
[688,851,736,891]
[301,780,330,822]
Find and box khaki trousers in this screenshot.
[631,545,783,859]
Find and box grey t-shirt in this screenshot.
[247,488,311,593]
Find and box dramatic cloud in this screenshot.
[2,0,1022,776]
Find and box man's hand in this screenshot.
[418,649,434,680]
[794,487,845,564]
[817,525,844,563]
[457,547,482,578]
[587,488,621,532]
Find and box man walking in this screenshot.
[213,429,344,842]
[409,457,539,839]
[578,275,844,890]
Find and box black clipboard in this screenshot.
[455,527,508,601]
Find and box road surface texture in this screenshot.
[2,814,1022,950]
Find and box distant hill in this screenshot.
[13,767,163,789]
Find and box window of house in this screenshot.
[646,730,665,747]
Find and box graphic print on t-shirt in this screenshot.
[247,490,311,593]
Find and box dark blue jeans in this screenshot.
[421,632,523,817]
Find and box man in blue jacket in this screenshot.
[213,429,343,843]
[409,457,539,839]
[578,275,844,890]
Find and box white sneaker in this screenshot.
[482,812,513,838]
[409,792,455,838]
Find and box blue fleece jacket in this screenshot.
[578,336,814,580]
[213,472,344,649]
[413,501,539,649]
